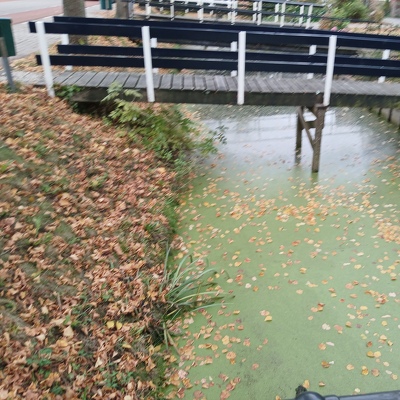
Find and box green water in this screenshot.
[169,106,399,399]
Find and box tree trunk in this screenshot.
[63,0,87,44]
[115,0,130,19]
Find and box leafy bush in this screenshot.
[103,84,225,169]
[321,0,369,29]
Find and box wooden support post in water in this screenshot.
[295,106,303,162]
[296,103,327,173]
[311,105,327,173]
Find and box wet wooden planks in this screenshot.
[9,70,400,108]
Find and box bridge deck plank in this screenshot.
[8,71,400,108]
[160,74,173,89]
[215,75,228,91]
[73,71,100,87]
[194,75,207,91]
[225,76,237,92]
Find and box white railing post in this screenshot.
[231,0,237,24]
[299,5,304,26]
[378,49,390,83]
[323,35,337,106]
[307,44,317,79]
[257,0,262,25]
[61,34,72,71]
[146,0,151,16]
[306,4,313,29]
[170,0,175,19]
[237,31,246,105]
[231,41,237,76]
[274,4,279,23]
[36,21,55,98]
[252,1,257,22]
[280,2,286,27]
[141,26,155,102]
[151,37,159,74]
[198,0,204,22]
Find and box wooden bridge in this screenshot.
[16,17,400,171]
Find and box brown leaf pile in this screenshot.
[0,85,181,399]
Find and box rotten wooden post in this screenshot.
[312,105,327,173]
[295,100,326,173]
[295,105,304,162]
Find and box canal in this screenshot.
[168,105,399,399]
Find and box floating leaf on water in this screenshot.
[361,366,369,375]
[371,369,380,377]
[346,364,355,371]
[321,361,330,368]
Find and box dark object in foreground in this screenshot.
[294,387,400,400]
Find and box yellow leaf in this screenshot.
[122,343,132,349]
[361,366,369,375]
[106,321,115,329]
[56,339,69,348]
[265,316,272,322]
[366,351,375,358]
[303,380,310,389]
[346,364,354,371]
[116,321,123,330]
[321,361,330,368]
[374,351,381,358]
[222,336,230,345]
[319,382,325,387]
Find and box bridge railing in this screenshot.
[29,18,400,105]
[136,0,326,28]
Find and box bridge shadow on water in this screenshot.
[170,105,400,399]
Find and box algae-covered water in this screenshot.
[170,106,399,399]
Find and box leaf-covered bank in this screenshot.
[0,85,215,399]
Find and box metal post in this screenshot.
[274,4,279,23]
[0,38,15,91]
[237,31,246,105]
[306,4,313,29]
[141,26,155,102]
[170,0,175,19]
[299,5,304,26]
[378,49,390,83]
[323,35,337,107]
[36,21,55,97]
[307,45,317,79]
[280,2,286,27]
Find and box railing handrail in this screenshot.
[30,19,400,105]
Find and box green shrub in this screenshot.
[103,84,225,169]
[321,0,369,29]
